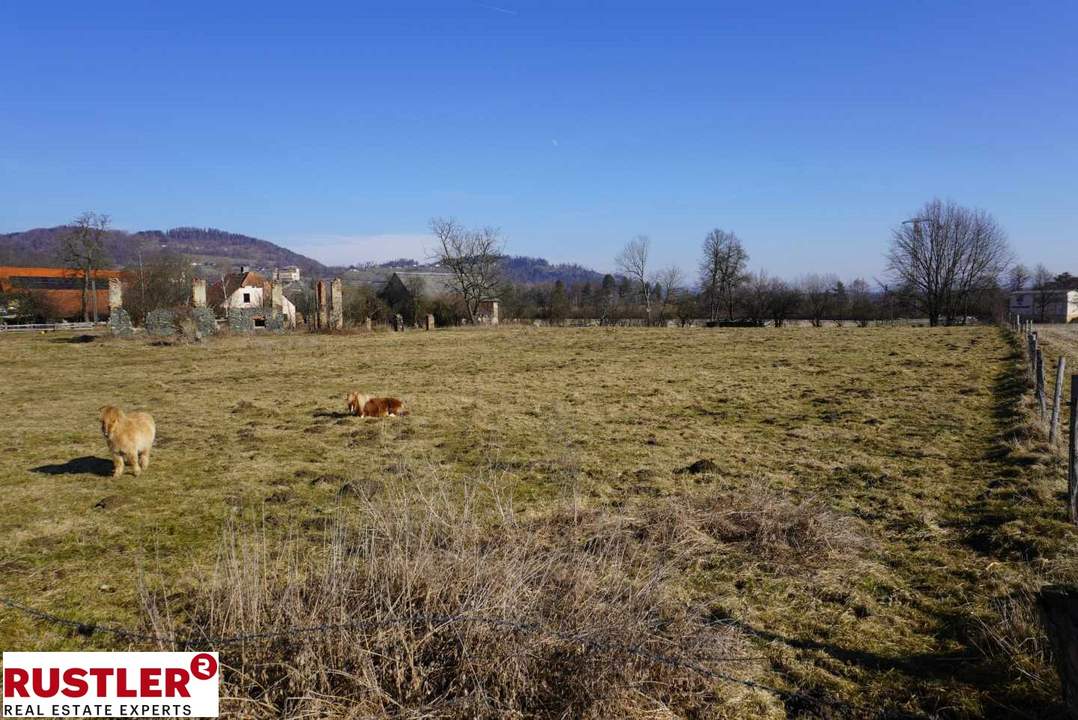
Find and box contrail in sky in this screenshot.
[475,2,517,15]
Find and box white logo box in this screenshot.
[2,652,219,718]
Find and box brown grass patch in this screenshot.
[134,472,878,718]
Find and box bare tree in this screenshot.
[616,235,653,324]
[404,275,427,325]
[765,277,801,327]
[1032,263,1054,322]
[848,278,875,327]
[653,265,684,324]
[597,274,618,325]
[343,284,388,325]
[886,199,1012,326]
[831,280,848,325]
[799,273,838,327]
[699,229,749,321]
[430,218,505,324]
[59,211,111,322]
[1006,263,1030,292]
[737,271,771,325]
[123,249,192,324]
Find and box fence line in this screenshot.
[1012,315,1078,712]
[1014,317,1070,448]
[0,321,102,333]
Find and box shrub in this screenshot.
[142,475,782,718]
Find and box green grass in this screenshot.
[1,324,1075,717]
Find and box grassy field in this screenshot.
[2,324,1076,717]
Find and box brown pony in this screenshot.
[347,392,408,418]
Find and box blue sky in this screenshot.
[1,1,1075,278]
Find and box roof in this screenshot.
[224,270,270,289]
[1011,286,1078,296]
[0,266,122,280]
[205,271,271,308]
[390,271,460,297]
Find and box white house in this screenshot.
[215,268,296,327]
[1010,287,1078,324]
[274,266,301,283]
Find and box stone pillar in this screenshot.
[192,278,207,308]
[315,280,328,330]
[394,313,404,332]
[108,277,123,311]
[425,313,435,330]
[271,282,283,311]
[330,278,343,330]
[364,317,372,332]
[489,301,499,325]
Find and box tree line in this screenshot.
[493,198,1020,327]
[3,199,1050,327]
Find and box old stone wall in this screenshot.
[108,277,123,310]
[227,308,255,333]
[330,278,343,330]
[145,309,176,337]
[316,281,328,329]
[192,307,217,336]
[192,278,207,308]
[108,308,134,337]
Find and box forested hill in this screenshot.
[0,227,608,285]
[498,256,608,285]
[0,226,329,275]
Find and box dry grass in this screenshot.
[140,473,796,718]
[2,324,1077,717]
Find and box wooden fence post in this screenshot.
[1052,357,1067,444]
[1069,375,1078,525]
[1038,350,1047,418]
[1038,585,1078,715]
[1029,334,1038,383]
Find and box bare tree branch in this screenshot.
[887,199,1011,325]
[616,235,653,324]
[58,211,111,322]
[430,217,505,324]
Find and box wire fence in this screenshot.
[1011,314,1078,525]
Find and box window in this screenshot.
[243,292,251,303]
[10,276,87,290]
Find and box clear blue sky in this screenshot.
[1,1,1075,278]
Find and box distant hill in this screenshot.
[0,226,607,286]
[498,256,607,286]
[0,226,329,276]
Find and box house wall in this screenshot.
[228,285,264,310]
[1009,291,1034,316]
[279,295,297,327]
[0,266,123,320]
[1009,290,1078,323]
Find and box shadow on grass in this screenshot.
[962,329,1067,561]
[984,332,1034,460]
[47,334,98,344]
[31,456,114,476]
[313,410,351,419]
[729,617,1059,719]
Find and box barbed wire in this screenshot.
[0,594,841,709]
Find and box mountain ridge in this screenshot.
[0,226,609,286]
